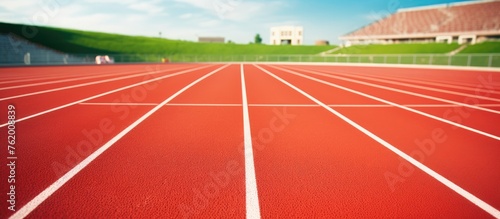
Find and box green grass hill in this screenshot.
[0,22,334,55]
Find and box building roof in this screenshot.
[198,37,225,43]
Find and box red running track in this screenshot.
[0,63,499,218]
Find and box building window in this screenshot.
[298,31,302,36]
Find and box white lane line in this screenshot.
[0,73,95,85]
[295,66,499,94]
[250,104,318,107]
[281,66,500,115]
[78,102,500,108]
[334,69,500,96]
[268,65,500,141]
[253,104,500,108]
[0,66,195,101]
[166,103,242,107]
[0,65,192,85]
[241,64,261,219]
[0,68,144,85]
[0,65,213,128]
[0,69,145,90]
[79,103,242,107]
[368,73,499,92]
[400,104,500,108]
[0,66,192,91]
[8,64,229,219]
[254,64,500,218]
[79,103,159,106]
[289,66,500,102]
[327,104,500,108]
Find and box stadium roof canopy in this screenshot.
[340,0,500,45]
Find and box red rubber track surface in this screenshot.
[0,63,498,219]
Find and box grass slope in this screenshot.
[460,41,500,54]
[331,43,461,54]
[0,22,334,55]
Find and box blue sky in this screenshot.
[0,0,474,45]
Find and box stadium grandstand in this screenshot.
[340,0,500,46]
[0,33,85,65]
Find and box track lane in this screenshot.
[293,65,499,90]
[0,65,217,124]
[3,63,499,218]
[287,66,500,101]
[0,104,154,219]
[85,66,221,105]
[275,65,500,137]
[281,66,500,112]
[0,65,195,95]
[298,65,500,88]
[272,68,448,105]
[170,65,242,104]
[246,65,494,218]
[0,65,164,83]
[0,65,200,99]
[17,64,248,218]
[258,64,500,213]
[244,65,316,104]
[24,106,246,219]
[1,65,224,219]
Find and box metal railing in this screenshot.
[1,53,499,68]
[167,54,500,67]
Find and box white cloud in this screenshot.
[173,0,212,10]
[0,1,36,12]
[221,1,284,21]
[0,0,77,24]
[173,0,286,22]
[198,19,220,27]
[83,0,166,15]
[128,1,165,15]
[0,0,297,44]
[83,0,139,4]
[179,13,193,19]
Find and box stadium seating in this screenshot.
[342,1,500,42]
[0,33,86,65]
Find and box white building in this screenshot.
[270,26,304,45]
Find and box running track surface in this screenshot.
[0,63,499,218]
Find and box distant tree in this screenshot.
[227,40,234,44]
[254,34,262,44]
